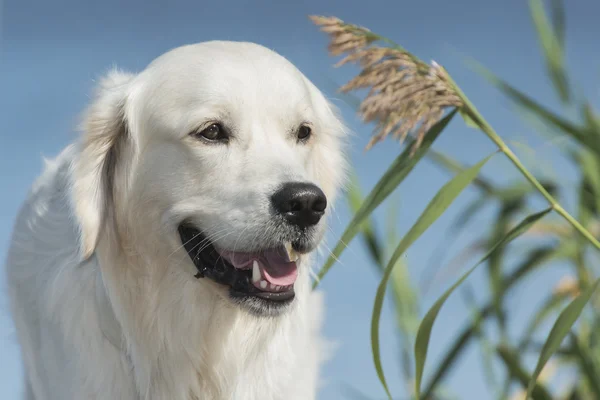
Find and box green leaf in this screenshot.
[518,292,570,352]
[461,285,498,392]
[526,278,600,398]
[550,0,565,49]
[471,62,600,157]
[421,196,489,294]
[570,332,600,398]
[346,172,385,269]
[413,207,552,399]
[459,107,480,129]
[496,345,553,400]
[312,110,457,289]
[529,0,569,103]
[420,241,575,399]
[368,153,494,399]
[583,102,600,136]
[426,148,495,194]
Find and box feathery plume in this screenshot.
[310,15,463,153]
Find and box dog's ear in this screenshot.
[71,69,135,260]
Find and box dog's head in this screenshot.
[71,41,347,316]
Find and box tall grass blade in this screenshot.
[577,149,600,218]
[570,332,600,398]
[369,153,494,399]
[518,292,570,352]
[346,172,385,268]
[472,63,600,157]
[421,239,577,399]
[313,110,457,288]
[426,149,495,194]
[349,177,420,394]
[526,278,600,398]
[421,195,488,289]
[462,285,498,392]
[550,0,565,49]
[414,207,552,399]
[529,0,569,102]
[496,345,553,400]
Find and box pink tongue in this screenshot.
[218,247,298,286]
[261,260,297,286]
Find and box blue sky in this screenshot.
[2,0,600,399]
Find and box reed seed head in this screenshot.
[553,276,581,298]
[310,15,463,153]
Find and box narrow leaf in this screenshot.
[570,332,600,398]
[496,345,553,400]
[426,148,495,194]
[459,108,480,129]
[526,278,600,398]
[346,172,385,269]
[518,292,570,352]
[414,207,552,399]
[471,62,600,157]
[313,110,457,288]
[369,153,494,399]
[529,0,569,102]
[550,0,565,49]
[420,241,575,399]
[486,70,575,137]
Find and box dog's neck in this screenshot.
[94,240,313,399]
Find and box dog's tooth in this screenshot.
[275,285,280,291]
[260,280,267,289]
[284,242,299,262]
[252,260,260,283]
[270,283,276,290]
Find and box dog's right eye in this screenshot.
[192,123,228,142]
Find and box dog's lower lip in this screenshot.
[177,223,296,305]
[230,289,295,302]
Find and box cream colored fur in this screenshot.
[5,41,347,400]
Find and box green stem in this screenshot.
[446,75,600,251]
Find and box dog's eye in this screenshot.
[193,123,228,142]
[297,125,312,141]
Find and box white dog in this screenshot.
[5,41,347,400]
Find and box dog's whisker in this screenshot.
[169,226,233,259]
[167,229,207,258]
[218,225,252,267]
[317,239,346,269]
[167,219,234,258]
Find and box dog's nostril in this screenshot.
[312,197,327,213]
[271,182,327,228]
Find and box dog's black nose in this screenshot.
[271,182,327,228]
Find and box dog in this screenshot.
[5,41,348,400]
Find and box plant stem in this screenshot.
[446,74,600,251]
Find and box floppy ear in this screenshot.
[71,69,135,260]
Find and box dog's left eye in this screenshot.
[193,123,228,142]
[297,125,312,141]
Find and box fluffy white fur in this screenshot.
[5,41,347,400]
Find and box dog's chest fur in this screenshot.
[91,240,320,400]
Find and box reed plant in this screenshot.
[310,1,600,398]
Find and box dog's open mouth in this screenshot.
[178,224,299,304]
